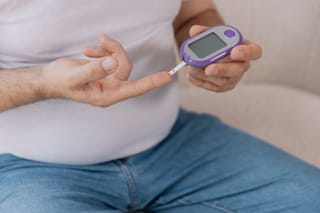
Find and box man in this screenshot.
[0,0,319,212]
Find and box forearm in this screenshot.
[0,66,45,112]
[174,7,224,47]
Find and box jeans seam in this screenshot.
[178,199,237,213]
[115,160,139,211]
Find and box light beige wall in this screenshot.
[215,0,320,95]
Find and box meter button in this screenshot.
[224,30,236,38]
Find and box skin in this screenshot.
[0,0,262,112]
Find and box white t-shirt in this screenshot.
[0,0,183,164]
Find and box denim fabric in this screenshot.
[1,110,320,213]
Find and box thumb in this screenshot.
[189,25,209,37]
[77,56,116,84]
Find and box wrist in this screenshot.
[37,65,58,100]
[0,65,57,112]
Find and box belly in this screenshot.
[0,82,179,165]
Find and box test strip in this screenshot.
[168,61,187,75]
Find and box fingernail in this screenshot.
[102,57,115,74]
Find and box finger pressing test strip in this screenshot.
[169,25,243,75]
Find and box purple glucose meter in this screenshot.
[169,25,242,75]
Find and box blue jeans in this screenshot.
[1,110,320,213]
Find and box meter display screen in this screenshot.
[189,33,227,58]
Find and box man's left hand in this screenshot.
[186,25,262,92]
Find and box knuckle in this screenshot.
[215,87,226,93]
[110,40,124,53]
[227,84,236,91]
[215,83,236,93]
[110,38,121,46]
[89,64,102,76]
[212,79,224,87]
[236,63,248,75]
[239,65,247,74]
[209,85,220,92]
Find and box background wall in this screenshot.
[215,0,320,94]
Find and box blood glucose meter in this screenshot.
[169,25,242,75]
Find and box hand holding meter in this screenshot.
[169,25,243,75]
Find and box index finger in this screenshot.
[118,72,173,99]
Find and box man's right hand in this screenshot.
[41,34,173,107]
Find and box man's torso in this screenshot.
[0,0,182,164]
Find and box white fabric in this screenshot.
[0,0,182,164]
